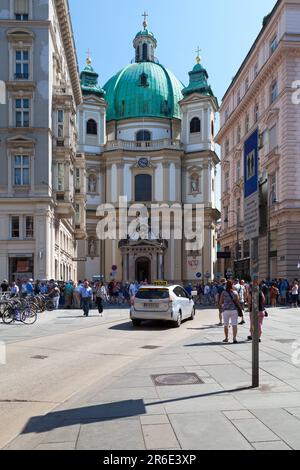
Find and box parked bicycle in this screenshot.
[1,298,38,325]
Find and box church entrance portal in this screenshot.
[136,257,151,284]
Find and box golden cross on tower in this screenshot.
[86,48,92,65]
[196,46,202,64]
[142,11,148,29]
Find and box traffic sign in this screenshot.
[196,273,202,279]
[112,265,117,271]
[205,272,211,279]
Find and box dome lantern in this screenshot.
[133,12,157,63]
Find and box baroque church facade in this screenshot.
[77,18,220,284]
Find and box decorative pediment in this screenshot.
[82,95,107,107]
[263,107,279,126]
[7,135,36,148]
[7,28,35,43]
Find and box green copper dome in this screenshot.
[103,62,184,122]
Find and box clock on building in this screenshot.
[138,158,149,169]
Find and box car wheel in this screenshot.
[132,319,141,327]
[190,307,196,321]
[174,312,182,328]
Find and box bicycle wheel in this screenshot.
[21,306,38,325]
[46,300,54,311]
[2,306,15,324]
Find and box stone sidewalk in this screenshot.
[5,306,300,450]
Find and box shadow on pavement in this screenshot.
[184,341,249,347]
[21,385,253,435]
[109,321,173,331]
[21,400,146,434]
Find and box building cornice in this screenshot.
[216,40,300,143]
[54,0,82,107]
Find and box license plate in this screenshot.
[144,303,159,309]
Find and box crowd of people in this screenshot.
[0,278,148,316]
[187,278,300,309]
[1,276,299,342]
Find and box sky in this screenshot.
[69,0,277,208]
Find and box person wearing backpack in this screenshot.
[220,280,242,344]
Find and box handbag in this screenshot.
[229,291,244,317]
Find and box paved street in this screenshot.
[1,305,300,450]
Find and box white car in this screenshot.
[130,285,195,328]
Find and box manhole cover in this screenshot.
[141,345,161,350]
[274,339,295,344]
[151,373,204,386]
[31,356,48,360]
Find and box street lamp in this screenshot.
[267,191,278,281]
[224,209,243,276]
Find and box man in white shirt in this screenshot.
[80,281,93,317]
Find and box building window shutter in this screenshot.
[15,0,29,14]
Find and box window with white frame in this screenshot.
[224,172,229,192]
[14,155,30,186]
[57,163,65,191]
[236,160,241,181]
[224,207,228,227]
[15,50,29,79]
[254,103,259,123]
[14,0,29,20]
[11,216,20,238]
[57,110,64,138]
[25,216,34,238]
[225,139,229,157]
[270,174,277,203]
[245,77,249,92]
[270,80,278,104]
[75,168,80,190]
[15,98,29,127]
[237,124,241,144]
[75,204,80,226]
[236,198,241,225]
[269,124,277,152]
[270,35,277,55]
[245,113,250,134]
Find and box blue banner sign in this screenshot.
[244,129,258,198]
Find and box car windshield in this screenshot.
[135,289,169,300]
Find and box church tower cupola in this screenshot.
[133,12,157,63]
[182,48,216,101]
[80,54,105,98]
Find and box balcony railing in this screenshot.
[106,139,183,152]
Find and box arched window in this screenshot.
[142,43,148,61]
[88,174,97,193]
[136,130,151,142]
[190,117,201,134]
[86,119,97,135]
[135,174,152,202]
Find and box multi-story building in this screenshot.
[216,0,300,281]
[0,0,83,282]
